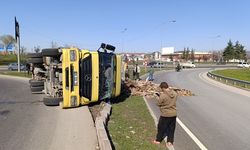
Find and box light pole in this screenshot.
[160,20,176,70]
[121,28,127,53]
[121,28,127,80]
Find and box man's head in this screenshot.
[159,82,169,89]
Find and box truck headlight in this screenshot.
[70,50,76,61]
[73,72,78,86]
[71,96,77,107]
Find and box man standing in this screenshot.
[133,64,140,80]
[153,82,177,150]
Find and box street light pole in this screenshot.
[159,20,176,70]
[121,28,127,53]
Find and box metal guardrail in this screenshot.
[207,71,250,89]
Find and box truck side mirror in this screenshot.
[100,43,116,52]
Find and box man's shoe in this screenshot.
[166,142,175,150]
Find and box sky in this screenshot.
[1,0,250,53]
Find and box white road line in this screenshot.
[143,96,208,150]
[177,117,208,150]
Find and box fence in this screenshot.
[207,71,250,89]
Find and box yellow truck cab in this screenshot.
[27,43,121,108]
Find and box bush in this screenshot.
[0,54,27,65]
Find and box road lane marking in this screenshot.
[177,117,208,150]
[143,96,208,150]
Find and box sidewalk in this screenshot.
[47,106,98,150]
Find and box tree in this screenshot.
[203,55,208,62]
[182,48,186,59]
[51,41,58,48]
[169,54,173,61]
[234,41,246,61]
[186,47,190,61]
[223,40,234,61]
[34,46,41,53]
[191,49,195,62]
[212,51,219,62]
[130,54,135,65]
[0,35,16,53]
[20,46,27,54]
[223,40,247,62]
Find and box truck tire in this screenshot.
[42,48,61,57]
[29,80,44,87]
[27,58,43,64]
[43,97,62,106]
[27,53,42,58]
[30,86,44,92]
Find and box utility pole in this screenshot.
[159,20,176,71]
[15,17,20,72]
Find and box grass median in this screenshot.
[211,68,250,89]
[212,68,250,82]
[0,71,31,78]
[108,67,169,149]
[108,96,166,149]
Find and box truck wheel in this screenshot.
[29,80,44,87]
[27,58,43,64]
[43,97,62,106]
[42,48,61,57]
[27,53,42,58]
[30,86,44,92]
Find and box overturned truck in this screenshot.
[27,43,122,108]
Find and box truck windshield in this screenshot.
[99,52,114,100]
[80,54,92,99]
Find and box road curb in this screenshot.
[95,103,112,150]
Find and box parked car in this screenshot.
[148,61,166,68]
[153,62,166,68]
[237,62,250,68]
[180,61,196,68]
[8,63,26,71]
[147,61,157,67]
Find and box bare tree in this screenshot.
[0,35,16,53]
[20,46,27,54]
[34,46,41,53]
[51,41,58,48]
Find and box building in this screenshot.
[120,52,146,62]
[162,50,213,62]
[152,51,161,60]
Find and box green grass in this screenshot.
[0,54,28,65]
[108,96,166,150]
[212,68,250,82]
[0,71,31,78]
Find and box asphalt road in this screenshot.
[150,68,250,150]
[0,75,97,150]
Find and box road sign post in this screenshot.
[15,17,20,72]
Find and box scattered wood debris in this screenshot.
[124,79,194,97]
